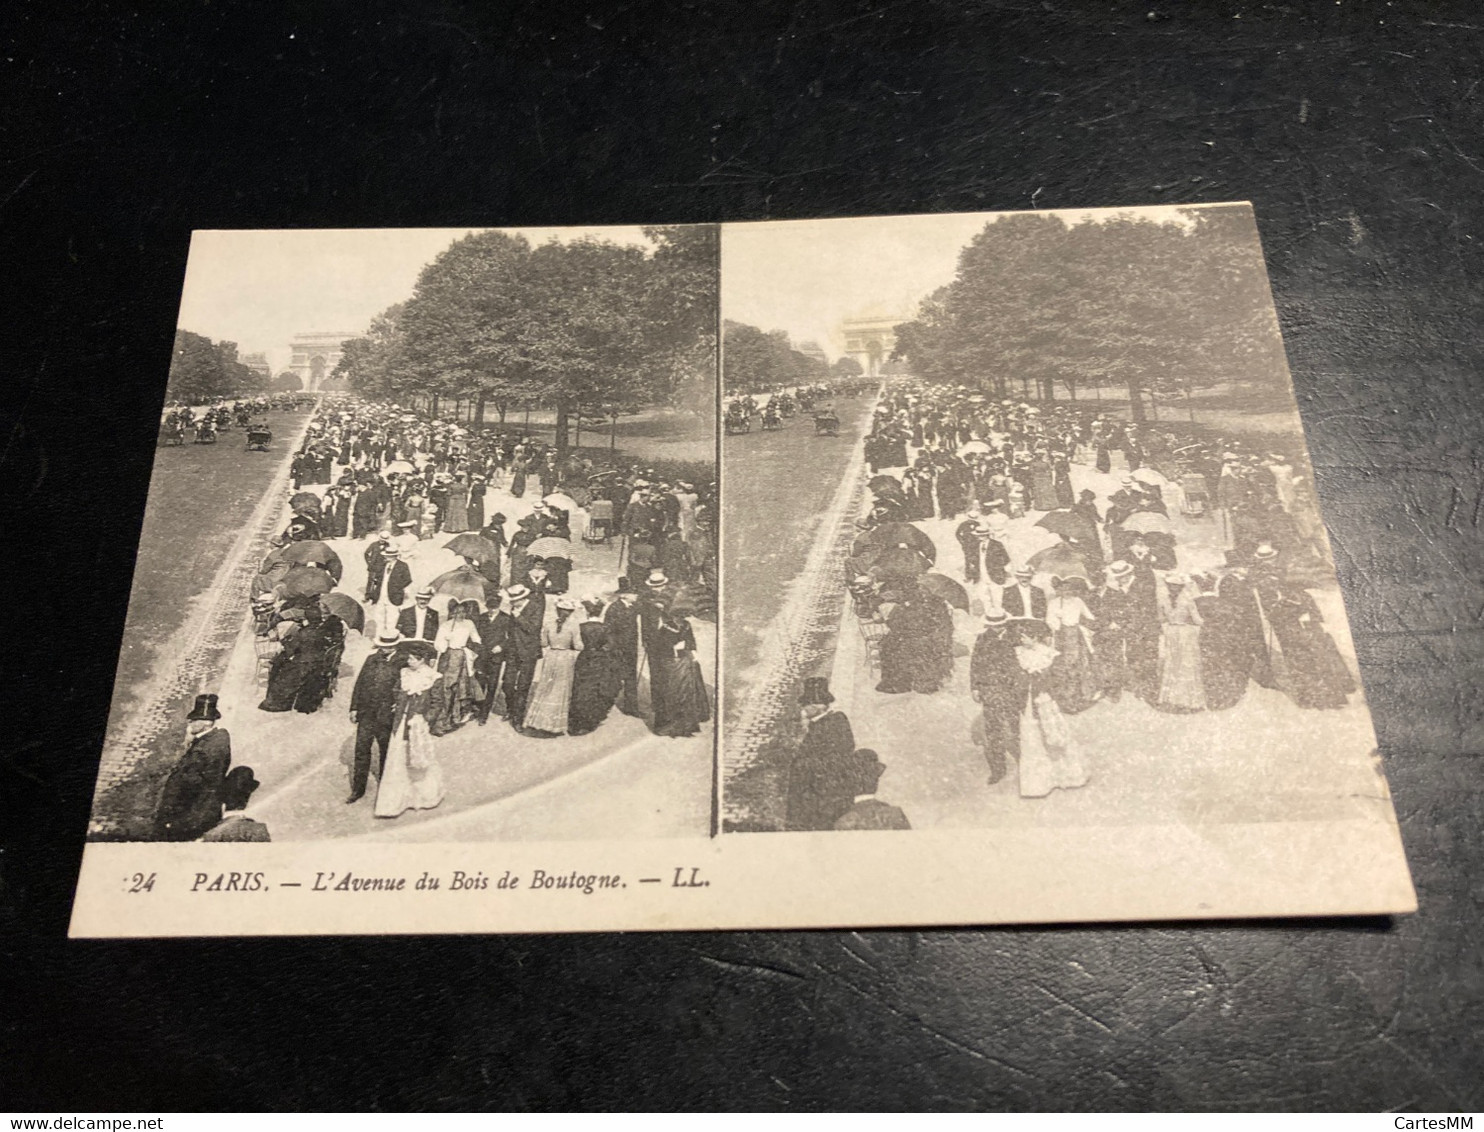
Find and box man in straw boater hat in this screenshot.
[500,583,545,733]
[346,629,407,805]
[969,608,1028,786]
[784,676,858,832]
[396,585,440,643]
[155,693,233,841]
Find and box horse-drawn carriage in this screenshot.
[194,421,218,444]
[245,422,273,451]
[160,418,186,446]
[813,407,840,437]
[760,407,783,431]
[724,403,752,435]
[776,393,796,418]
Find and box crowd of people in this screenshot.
[783,378,1359,830]
[156,394,716,835]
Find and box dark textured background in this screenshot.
[3,0,1481,1111]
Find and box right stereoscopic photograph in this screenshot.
[718,204,1412,874]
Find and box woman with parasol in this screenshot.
[374,641,446,819]
[257,601,343,715]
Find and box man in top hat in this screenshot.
[784,676,858,832]
[969,608,1028,785]
[500,583,545,732]
[156,694,233,841]
[346,630,407,804]
[1001,564,1048,622]
[604,578,644,716]
[397,586,441,642]
[832,749,912,831]
[199,766,270,842]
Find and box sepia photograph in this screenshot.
[86,225,719,847]
[719,204,1413,881]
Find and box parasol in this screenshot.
[868,474,906,497]
[1026,543,1091,582]
[957,440,992,456]
[1119,510,1174,536]
[384,460,414,475]
[868,546,932,580]
[527,536,574,560]
[918,572,970,612]
[430,565,489,609]
[542,492,580,514]
[280,540,343,581]
[1131,467,1164,486]
[289,491,322,514]
[278,565,336,599]
[319,592,365,632]
[1035,510,1086,541]
[444,533,501,561]
[852,522,937,565]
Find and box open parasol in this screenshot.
[289,491,322,515]
[383,459,414,475]
[867,474,906,497]
[319,592,365,632]
[918,572,971,611]
[542,492,580,515]
[1130,467,1164,486]
[1035,510,1086,542]
[957,440,992,456]
[1026,543,1091,582]
[527,536,574,560]
[867,546,932,580]
[278,564,336,599]
[444,533,501,561]
[1120,510,1174,536]
[852,522,937,565]
[280,540,343,581]
[430,565,489,609]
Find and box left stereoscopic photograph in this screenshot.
[88,226,719,845]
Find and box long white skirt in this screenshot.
[375,716,445,817]
[1018,694,1088,798]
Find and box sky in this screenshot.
[176,226,656,373]
[720,203,1216,360]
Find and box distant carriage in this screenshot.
[813,408,840,437]
[194,422,218,444]
[245,423,273,451]
[724,405,752,435]
[760,409,782,431]
[160,420,186,447]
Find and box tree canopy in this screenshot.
[166,330,267,402]
[333,226,718,452]
[890,205,1284,419]
[722,320,830,392]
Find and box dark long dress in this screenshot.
[1194,592,1250,710]
[876,592,953,695]
[568,621,623,735]
[259,617,342,714]
[1263,586,1356,709]
[650,620,710,737]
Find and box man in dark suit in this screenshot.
[785,677,857,831]
[473,595,509,725]
[396,586,440,641]
[365,543,411,607]
[833,749,911,831]
[1001,565,1048,622]
[603,580,643,716]
[970,609,1028,785]
[156,694,232,841]
[500,583,545,732]
[346,631,406,804]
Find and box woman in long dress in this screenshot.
[1193,574,1250,710]
[258,605,341,714]
[649,604,711,738]
[523,597,583,736]
[444,477,469,532]
[1046,577,1100,714]
[510,456,529,499]
[568,598,623,736]
[430,600,483,734]
[375,645,447,818]
[1014,623,1088,798]
[1155,573,1207,712]
[1260,581,1356,709]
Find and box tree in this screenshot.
[166,330,266,402]
[832,355,864,378]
